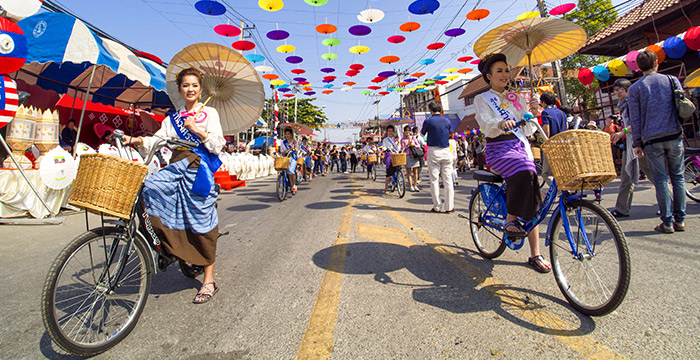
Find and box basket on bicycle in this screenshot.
[368,154,378,163]
[391,153,407,167]
[274,156,290,171]
[360,154,367,162]
[68,153,149,219]
[540,130,617,191]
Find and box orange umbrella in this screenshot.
[398,81,409,86]
[467,9,489,21]
[344,81,356,86]
[262,74,279,80]
[322,90,334,94]
[646,44,666,64]
[411,72,425,77]
[316,23,337,34]
[400,21,421,32]
[380,55,400,64]
[457,68,473,74]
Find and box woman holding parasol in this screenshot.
[125,67,226,303]
[474,53,551,273]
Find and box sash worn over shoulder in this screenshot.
[283,139,298,160]
[169,110,222,197]
[480,91,534,161]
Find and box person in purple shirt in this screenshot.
[421,101,454,213]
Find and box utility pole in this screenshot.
[537,0,569,107]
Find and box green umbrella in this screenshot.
[322,38,341,46]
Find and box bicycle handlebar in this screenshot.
[502,113,548,141]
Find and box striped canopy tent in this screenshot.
[14,12,172,113]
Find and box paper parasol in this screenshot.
[259,0,284,12]
[411,72,425,77]
[267,30,290,40]
[427,42,445,50]
[262,73,279,80]
[39,147,77,190]
[350,64,365,70]
[286,55,303,64]
[349,45,370,54]
[245,54,266,63]
[408,0,440,15]
[378,71,396,77]
[418,58,435,65]
[344,81,356,86]
[387,35,406,44]
[166,43,265,134]
[550,3,576,16]
[0,17,28,74]
[457,68,473,74]
[322,38,341,46]
[291,68,306,74]
[293,77,307,82]
[304,0,328,5]
[321,67,335,73]
[467,9,489,21]
[349,25,372,36]
[684,68,700,88]
[256,65,274,72]
[316,24,337,34]
[322,90,334,94]
[195,1,226,16]
[400,22,421,32]
[457,56,473,62]
[445,28,466,37]
[517,11,540,20]
[232,40,256,51]
[322,53,338,60]
[214,24,241,37]
[380,55,400,64]
[378,91,390,95]
[358,8,385,23]
[277,44,296,53]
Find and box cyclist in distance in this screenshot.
[381,125,401,195]
[279,128,298,194]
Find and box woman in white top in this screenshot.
[381,125,400,194]
[125,67,226,303]
[279,128,298,194]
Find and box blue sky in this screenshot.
[50,0,628,141]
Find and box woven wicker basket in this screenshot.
[274,157,290,171]
[540,130,616,191]
[360,154,367,162]
[391,153,407,167]
[69,153,149,219]
[531,146,542,160]
[368,154,378,163]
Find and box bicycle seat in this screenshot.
[685,147,700,155]
[473,170,503,183]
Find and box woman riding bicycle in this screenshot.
[124,67,225,302]
[381,125,401,195]
[361,138,377,179]
[474,53,551,273]
[299,136,313,182]
[279,127,298,194]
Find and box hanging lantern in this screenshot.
[578,68,594,86]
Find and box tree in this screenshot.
[560,0,618,114]
[260,97,328,128]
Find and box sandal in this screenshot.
[193,281,218,304]
[528,255,552,274]
[610,209,629,218]
[504,221,526,237]
[654,223,674,234]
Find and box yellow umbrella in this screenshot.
[349,45,370,54]
[444,68,458,73]
[684,68,700,88]
[270,79,286,86]
[517,11,539,20]
[416,85,426,89]
[277,44,296,53]
[608,59,628,77]
[258,0,284,11]
[166,43,264,134]
[446,75,459,80]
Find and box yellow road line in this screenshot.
[356,222,415,247]
[366,196,627,360]
[296,197,355,360]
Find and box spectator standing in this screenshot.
[421,101,454,213]
[628,50,686,233]
[339,146,348,173]
[448,133,459,186]
[349,145,358,173]
[60,119,77,152]
[412,126,426,183]
[401,126,420,192]
[539,91,568,184]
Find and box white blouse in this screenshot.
[142,103,226,155]
[474,89,536,139]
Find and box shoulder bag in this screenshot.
[667,75,696,121]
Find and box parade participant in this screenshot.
[361,138,377,179]
[421,101,454,213]
[124,67,226,302]
[401,126,420,192]
[349,145,359,173]
[381,125,400,195]
[339,146,348,173]
[300,136,314,181]
[279,128,298,194]
[609,78,654,218]
[330,145,340,172]
[313,143,325,176]
[475,53,551,273]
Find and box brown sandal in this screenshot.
[528,255,552,273]
[193,281,218,304]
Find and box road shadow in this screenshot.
[226,203,271,212]
[312,241,596,336]
[306,201,348,210]
[39,332,89,359]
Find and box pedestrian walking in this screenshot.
[421,101,454,213]
[350,145,358,173]
[340,146,348,173]
[628,50,686,233]
[401,126,421,191]
[412,126,426,183]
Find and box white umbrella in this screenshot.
[358,8,384,23]
[39,147,77,190]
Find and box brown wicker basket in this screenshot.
[274,156,290,171]
[360,154,367,162]
[69,153,149,219]
[368,154,378,163]
[540,130,616,191]
[531,146,542,160]
[391,153,407,167]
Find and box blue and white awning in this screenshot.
[15,12,171,111]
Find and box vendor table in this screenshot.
[0,169,72,219]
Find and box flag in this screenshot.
[0,75,19,128]
[24,145,40,165]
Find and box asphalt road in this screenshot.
[1,166,699,359]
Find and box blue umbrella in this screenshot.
[245,54,266,63]
[323,84,333,88]
[663,36,687,59]
[250,136,274,149]
[592,65,610,82]
[408,0,440,15]
[419,58,435,65]
[434,75,446,80]
[195,0,226,16]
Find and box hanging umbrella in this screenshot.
[39,147,77,190]
[322,90,334,94]
[467,9,490,21]
[419,58,435,65]
[267,30,290,40]
[262,74,279,80]
[344,81,356,85]
[259,0,284,12]
[427,42,445,50]
[304,0,328,5]
[388,35,406,44]
[323,76,336,80]
[291,68,306,74]
[473,17,586,93]
[457,68,473,74]
[684,68,700,88]
[349,45,370,54]
[408,0,440,15]
[270,79,286,86]
[245,54,266,63]
[316,24,337,34]
[550,3,576,16]
[517,11,540,20]
[166,43,265,134]
[322,53,338,60]
[277,44,296,53]
[321,67,335,73]
[322,38,341,46]
[378,71,396,77]
[358,8,385,23]
[445,28,466,37]
[286,55,303,64]
[214,24,241,37]
[412,72,425,77]
[350,64,364,70]
[400,22,421,32]
[380,55,400,64]
[232,40,256,51]
[349,25,372,36]
[294,77,307,82]
[457,56,473,62]
[256,65,274,72]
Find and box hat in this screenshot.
[478,53,508,84]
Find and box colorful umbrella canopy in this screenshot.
[323,81,333,85]
[286,55,303,64]
[304,0,328,6]
[322,38,341,46]
[408,0,440,15]
[278,87,291,92]
[444,68,458,73]
[470,59,481,64]
[445,28,466,37]
[411,72,425,77]
[368,86,382,90]
[457,68,473,74]
[400,21,421,32]
[321,67,335,73]
[321,53,338,60]
[350,64,365,70]
[435,80,448,84]
[683,67,700,88]
[344,81,356,86]
[646,44,666,64]
[0,17,27,74]
[349,45,370,54]
[316,23,337,34]
[304,91,316,95]
[195,0,226,15]
[232,40,256,51]
[270,79,286,86]
[294,77,307,82]
[256,65,274,72]
[419,58,435,65]
[517,11,540,20]
[322,90,333,94]
[404,78,417,82]
[245,54,266,63]
[592,65,610,81]
[323,75,336,80]
[380,55,400,64]
[607,59,627,76]
[266,29,289,40]
[445,75,459,80]
[388,35,406,44]
[349,25,372,36]
[550,3,576,16]
[358,8,385,23]
[258,0,284,12]
[467,9,489,21]
[378,91,390,95]
[473,17,587,67]
[277,44,296,53]
[283,94,295,97]
[291,68,306,74]
[378,71,396,77]
[214,24,241,37]
[166,43,264,134]
[423,80,435,84]
[457,56,473,62]
[434,75,446,80]
[427,42,445,50]
[361,90,372,95]
[341,86,352,91]
[262,73,279,80]
[398,81,409,86]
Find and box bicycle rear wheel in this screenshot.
[683,157,700,202]
[397,171,406,198]
[276,173,287,201]
[41,227,151,356]
[469,186,506,259]
[549,199,630,316]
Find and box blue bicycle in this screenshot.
[276,154,295,201]
[468,121,630,316]
[387,153,406,198]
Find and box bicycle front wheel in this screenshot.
[683,157,700,202]
[41,227,151,356]
[276,173,287,201]
[549,199,630,316]
[469,186,506,259]
[397,171,406,198]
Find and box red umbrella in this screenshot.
[550,3,576,16]
[457,56,473,62]
[316,23,338,34]
[427,42,445,50]
[467,9,489,21]
[291,69,306,74]
[323,76,337,81]
[400,21,421,32]
[368,86,381,90]
[232,40,255,51]
[214,24,241,37]
[344,81,356,86]
[470,59,481,65]
[322,90,334,94]
[387,35,406,44]
[435,80,449,84]
[283,94,295,98]
[380,55,400,64]
[378,91,390,95]
[371,77,386,83]
[350,64,365,70]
